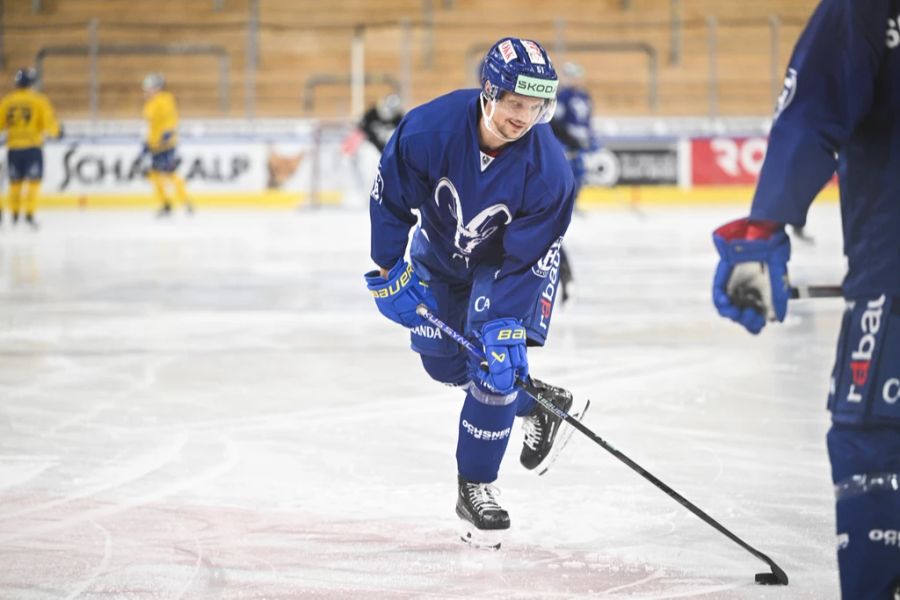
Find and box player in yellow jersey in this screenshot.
[0,68,61,229]
[141,73,192,217]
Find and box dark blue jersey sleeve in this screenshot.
[369,121,430,269]
[750,0,889,225]
[488,167,576,321]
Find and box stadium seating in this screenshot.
[0,0,819,118]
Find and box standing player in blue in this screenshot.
[364,37,588,548]
[550,62,598,303]
[710,0,900,597]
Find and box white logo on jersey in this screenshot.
[433,177,511,256]
[888,15,900,49]
[521,40,546,65]
[846,295,886,404]
[498,40,517,63]
[773,68,797,120]
[532,237,563,277]
[371,167,384,204]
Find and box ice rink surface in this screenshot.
[0,202,848,599]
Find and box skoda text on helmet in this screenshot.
[14,68,37,88]
[480,38,558,143]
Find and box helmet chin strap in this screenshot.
[480,94,535,144]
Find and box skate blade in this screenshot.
[458,520,504,550]
[536,398,591,476]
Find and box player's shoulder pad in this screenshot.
[519,124,577,204]
[394,89,476,158]
[401,89,475,135]
[530,124,575,175]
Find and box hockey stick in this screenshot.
[415,304,789,586]
[790,284,842,299]
[735,284,843,314]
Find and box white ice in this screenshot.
[0,202,846,599]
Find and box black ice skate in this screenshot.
[156,203,173,218]
[520,378,590,476]
[24,214,39,230]
[456,475,509,550]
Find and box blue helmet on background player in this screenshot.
[14,67,36,88]
[479,38,558,141]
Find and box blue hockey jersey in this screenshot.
[369,89,576,322]
[750,0,900,298]
[550,86,597,154]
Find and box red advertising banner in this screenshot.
[692,137,769,185]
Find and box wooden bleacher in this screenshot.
[1,0,820,119]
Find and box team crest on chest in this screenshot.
[434,177,511,256]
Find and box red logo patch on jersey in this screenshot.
[851,360,870,386]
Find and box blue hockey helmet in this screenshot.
[14,67,36,88]
[480,38,558,125]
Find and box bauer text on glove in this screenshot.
[476,318,529,394]
[364,259,436,328]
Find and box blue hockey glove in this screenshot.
[712,217,791,335]
[475,318,529,394]
[364,259,436,328]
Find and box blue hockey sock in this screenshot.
[456,384,518,482]
[834,481,900,598]
[828,424,900,599]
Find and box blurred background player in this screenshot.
[550,62,597,304]
[359,93,404,154]
[710,0,900,597]
[141,73,193,217]
[364,37,588,549]
[0,67,60,229]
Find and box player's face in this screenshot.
[491,92,546,139]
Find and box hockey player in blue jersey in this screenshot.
[364,37,587,548]
[550,62,598,303]
[551,62,598,196]
[710,0,900,597]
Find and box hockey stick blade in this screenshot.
[415,304,789,586]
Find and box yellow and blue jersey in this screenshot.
[0,88,60,149]
[142,90,179,153]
